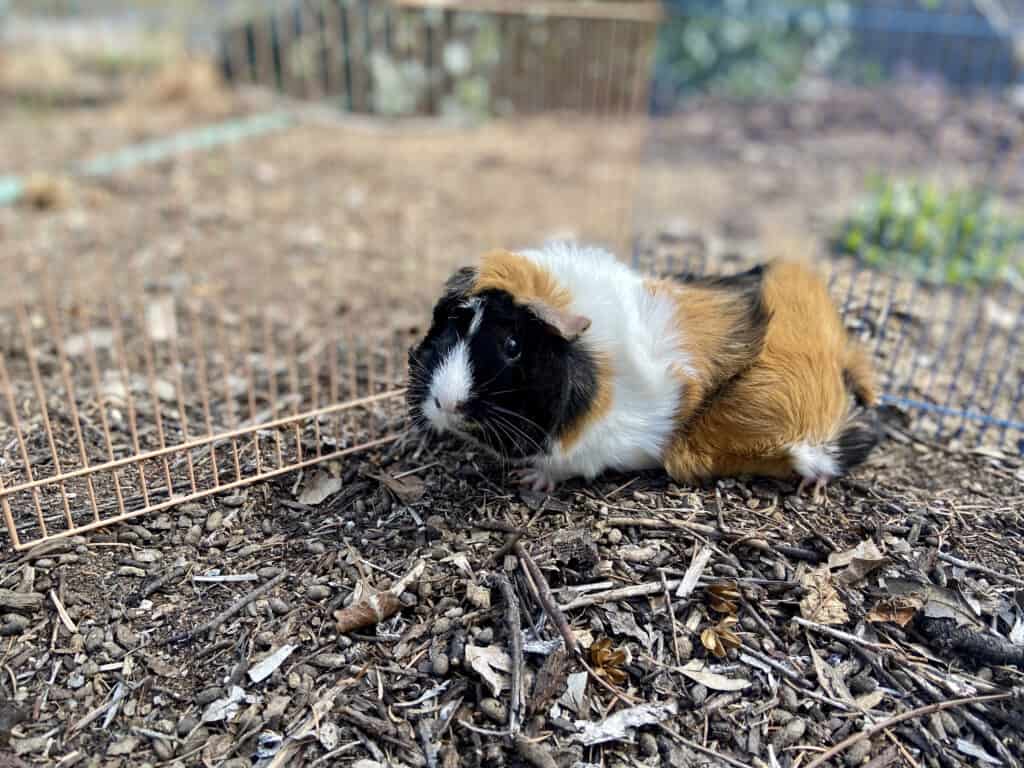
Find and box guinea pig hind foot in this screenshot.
[797,475,830,505]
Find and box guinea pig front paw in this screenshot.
[510,468,558,494]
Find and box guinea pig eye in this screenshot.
[503,335,521,361]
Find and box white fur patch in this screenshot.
[465,298,485,337]
[516,241,692,481]
[425,341,473,432]
[789,442,839,480]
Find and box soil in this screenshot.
[0,51,1023,768]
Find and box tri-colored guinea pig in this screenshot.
[407,242,880,499]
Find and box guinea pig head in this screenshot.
[407,260,594,460]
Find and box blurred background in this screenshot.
[1,0,1023,544]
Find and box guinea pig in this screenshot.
[406,242,880,500]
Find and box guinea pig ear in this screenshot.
[443,267,477,299]
[527,300,591,342]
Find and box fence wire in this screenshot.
[1,0,1022,551]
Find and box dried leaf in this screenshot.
[465,644,511,696]
[334,590,401,633]
[886,579,981,628]
[604,608,652,649]
[677,660,750,692]
[201,685,253,723]
[855,690,885,710]
[296,470,341,506]
[574,701,678,746]
[956,738,1003,765]
[800,567,849,625]
[808,643,853,704]
[376,473,425,504]
[558,671,589,716]
[828,540,888,585]
[867,596,924,627]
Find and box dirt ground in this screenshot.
[0,54,1023,768]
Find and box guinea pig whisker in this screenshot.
[489,404,547,437]
[487,417,527,464]
[489,411,544,456]
[473,362,517,394]
[480,387,529,398]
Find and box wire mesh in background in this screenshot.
[1,0,1023,552]
[636,0,1024,454]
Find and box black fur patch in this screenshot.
[834,410,883,474]
[407,278,599,460]
[674,263,772,423]
[674,263,765,292]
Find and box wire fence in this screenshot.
[1,0,1023,551]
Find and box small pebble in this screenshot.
[195,686,224,707]
[269,598,291,616]
[607,529,623,544]
[221,494,246,508]
[638,732,659,757]
[152,739,174,761]
[57,554,80,565]
[134,549,161,564]
[0,615,30,636]
[479,698,506,723]
[773,709,794,725]
[849,673,877,695]
[432,653,450,677]
[305,585,330,601]
[205,510,224,532]
[258,566,282,580]
[84,628,103,653]
[773,717,806,749]
[312,654,346,669]
[306,541,326,556]
[33,558,56,569]
[475,627,493,644]
[845,739,872,766]
[690,684,708,707]
[184,525,203,545]
[432,618,451,635]
[780,685,800,711]
[114,624,138,648]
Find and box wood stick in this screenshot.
[937,551,1024,588]
[169,571,287,643]
[494,573,523,735]
[513,542,579,655]
[804,693,1011,768]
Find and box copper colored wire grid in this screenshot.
[0,0,659,551]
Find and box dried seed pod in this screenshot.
[333,590,401,633]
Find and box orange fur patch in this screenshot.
[556,355,614,453]
[474,249,571,309]
[662,261,874,484]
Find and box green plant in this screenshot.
[654,0,854,99]
[835,178,1024,286]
